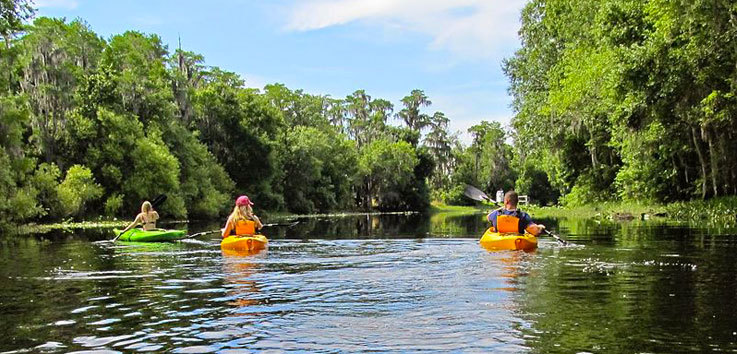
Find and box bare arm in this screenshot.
[525,223,545,236]
[114,214,143,241]
[253,215,263,230]
[121,214,143,233]
[222,217,234,238]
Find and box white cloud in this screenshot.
[35,0,79,9]
[285,0,526,60]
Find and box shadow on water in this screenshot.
[2,211,737,351]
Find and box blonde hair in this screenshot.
[141,201,153,213]
[228,204,254,223]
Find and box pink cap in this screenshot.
[236,195,254,206]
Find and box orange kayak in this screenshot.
[479,228,537,251]
[221,235,268,253]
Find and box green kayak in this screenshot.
[113,228,185,242]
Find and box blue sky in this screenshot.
[36,0,526,144]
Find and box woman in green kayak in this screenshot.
[222,195,263,238]
[119,201,160,234]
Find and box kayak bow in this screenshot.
[113,228,185,242]
[479,228,538,251]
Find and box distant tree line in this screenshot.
[0,1,519,228]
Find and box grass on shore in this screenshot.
[429,202,483,214]
[10,197,737,235]
[524,196,737,227]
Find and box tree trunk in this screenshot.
[590,144,597,170]
[706,127,719,197]
[691,126,708,199]
[677,154,689,185]
[717,130,730,195]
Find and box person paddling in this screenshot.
[222,195,263,238]
[487,190,545,235]
[113,201,160,241]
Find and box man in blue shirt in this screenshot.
[487,190,545,235]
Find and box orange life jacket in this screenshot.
[496,213,521,234]
[231,219,256,236]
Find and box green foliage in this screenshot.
[397,89,431,135]
[505,0,737,206]
[358,139,419,210]
[515,161,558,206]
[281,126,358,214]
[0,6,488,227]
[18,17,104,165]
[0,0,34,38]
[665,196,737,228]
[162,122,233,219]
[123,130,186,218]
[466,121,516,192]
[55,164,103,217]
[0,94,44,227]
[104,193,123,216]
[31,162,60,217]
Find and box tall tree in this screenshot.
[18,17,104,166]
[397,89,432,136]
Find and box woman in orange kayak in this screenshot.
[487,190,545,235]
[222,195,263,238]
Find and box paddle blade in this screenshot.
[463,185,491,202]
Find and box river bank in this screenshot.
[528,196,737,228]
[431,197,737,229]
[8,196,736,236]
[5,209,425,236]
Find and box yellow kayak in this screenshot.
[479,228,537,251]
[221,235,268,253]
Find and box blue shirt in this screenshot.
[487,208,533,234]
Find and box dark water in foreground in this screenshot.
[2,212,737,353]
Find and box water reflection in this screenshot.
[2,211,737,352]
[221,248,264,309]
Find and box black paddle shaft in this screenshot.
[151,194,167,209]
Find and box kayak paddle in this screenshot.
[463,185,497,204]
[182,229,221,239]
[181,221,300,240]
[262,221,300,228]
[151,194,167,209]
[543,229,568,245]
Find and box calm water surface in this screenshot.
[1,213,737,352]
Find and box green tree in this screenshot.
[467,121,516,193]
[0,95,43,227]
[56,164,103,217]
[282,126,358,213]
[18,17,104,166]
[193,69,283,210]
[397,89,432,137]
[358,139,419,210]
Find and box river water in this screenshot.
[1,212,737,352]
